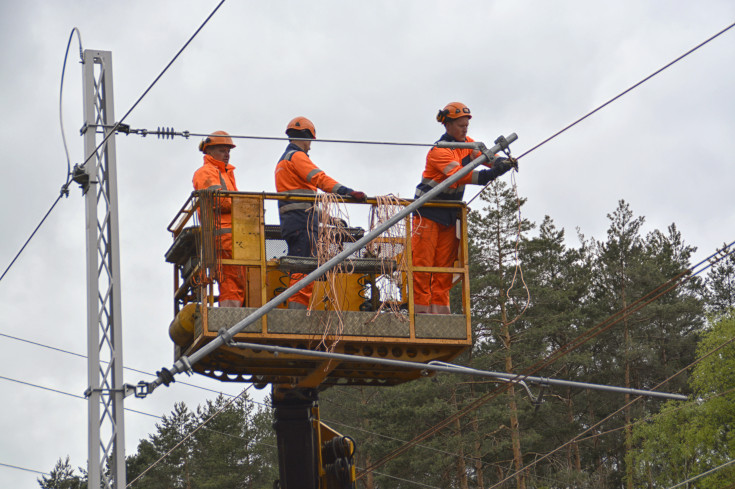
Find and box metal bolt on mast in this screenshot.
[78,49,126,489]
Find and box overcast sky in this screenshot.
[1,1,734,487]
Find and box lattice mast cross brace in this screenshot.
[80,49,126,489]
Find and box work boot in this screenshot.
[287,301,307,310]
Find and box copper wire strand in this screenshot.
[504,172,531,327]
[367,194,409,320]
[313,192,353,352]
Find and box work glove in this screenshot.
[349,190,367,202]
[477,159,516,185]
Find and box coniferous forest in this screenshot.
[41,181,735,488]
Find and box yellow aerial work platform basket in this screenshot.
[165,191,472,389]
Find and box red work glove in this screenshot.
[349,191,367,202]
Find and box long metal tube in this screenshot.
[144,134,517,392]
[229,341,687,401]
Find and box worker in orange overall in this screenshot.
[192,131,246,307]
[412,102,516,314]
[275,117,367,309]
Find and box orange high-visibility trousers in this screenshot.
[217,233,246,305]
[287,273,314,308]
[411,216,458,314]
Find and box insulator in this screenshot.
[157,126,176,139]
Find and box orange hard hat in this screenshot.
[436,102,472,123]
[199,130,236,152]
[286,117,316,139]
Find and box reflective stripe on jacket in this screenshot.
[414,133,484,227]
[275,143,346,216]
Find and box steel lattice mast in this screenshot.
[80,49,126,489]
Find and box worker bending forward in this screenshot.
[275,117,367,309]
[413,102,515,314]
[192,131,246,307]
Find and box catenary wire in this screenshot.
[1,3,226,287]
[667,459,735,489]
[0,331,258,404]
[0,461,48,476]
[77,0,227,173]
[125,384,252,488]
[0,329,498,474]
[105,125,438,148]
[0,327,474,465]
[0,376,281,482]
[2,266,728,488]
[466,19,735,206]
[358,240,735,479]
[573,385,735,444]
[0,196,66,285]
[5,237,729,484]
[0,323,552,483]
[0,27,83,286]
[487,328,735,488]
[7,14,733,484]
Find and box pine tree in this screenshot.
[582,201,703,487]
[705,244,735,319]
[466,181,534,489]
[189,393,278,488]
[126,402,196,488]
[38,456,87,489]
[511,216,592,486]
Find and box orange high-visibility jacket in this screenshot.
[275,143,351,216]
[414,134,486,226]
[192,154,238,229]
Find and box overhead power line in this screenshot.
[126,384,252,488]
[1,1,227,288]
[0,331,259,404]
[0,461,48,476]
[358,239,735,480]
[488,324,735,488]
[77,0,227,173]
[101,125,438,148]
[467,19,735,205]
[667,458,735,489]
[0,328,506,477]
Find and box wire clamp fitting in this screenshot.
[156,367,176,386]
[71,163,91,193]
[180,356,194,376]
[134,382,151,398]
[218,327,235,345]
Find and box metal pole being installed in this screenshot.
[141,134,518,393]
[229,342,687,401]
[80,49,126,489]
